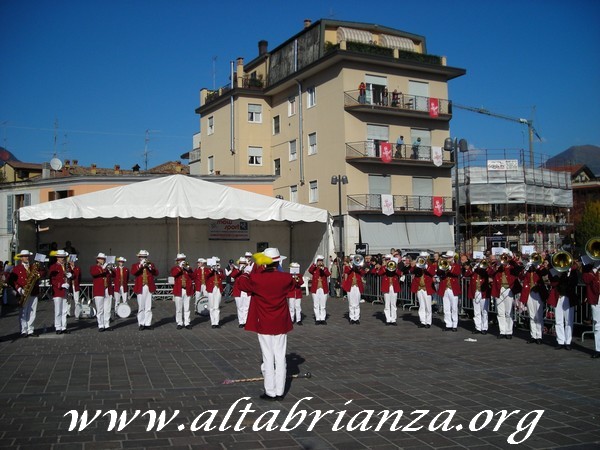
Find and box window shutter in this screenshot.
[7,195,13,233]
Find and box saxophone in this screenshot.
[19,263,41,307]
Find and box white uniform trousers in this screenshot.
[591,304,600,352]
[347,286,361,321]
[53,296,68,331]
[473,291,489,332]
[496,287,514,336]
[527,292,544,340]
[236,291,251,325]
[195,285,208,301]
[554,295,574,345]
[19,295,38,335]
[174,293,191,326]
[114,286,128,305]
[442,288,459,328]
[208,287,222,326]
[137,285,153,327]
[417,289,431,325]
[94,289,112,329]
[288,296,302,323]
[258,333,287,397]
[73,290,81,318]
[384,286,398,323]
[312,288,327,321]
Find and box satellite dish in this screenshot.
[50,157,63,171]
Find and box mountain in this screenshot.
[545,145,600,176]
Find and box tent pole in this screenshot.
[177,217,180,253]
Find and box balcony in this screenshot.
[347,194,453,215]
[345,141,453,168]
[344,91,452,121]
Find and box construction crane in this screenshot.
[452,103,542,168]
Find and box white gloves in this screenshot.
[66,272,72,279]
[61,283,70,289]
[400,275,405,282]
[18,287,24,296]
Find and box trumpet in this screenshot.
[585,237,600,261]
[500,254,511,264]
[551,251,572,273]
[477,259,489,270]
[438,259,450,271]
[416,257,427,269]
[352,254,364,267]
[386,260,398,271]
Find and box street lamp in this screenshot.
[444,137,468,253]
[331,175,349,257]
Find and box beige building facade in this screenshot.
[193,19,466,255]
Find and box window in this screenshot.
[307,86,316,108]
[48,190,73,201]
[308,132,317,155]
[274,158,281,176]
[289,140,297,161]
[290,185,298,203]
[248,104,262,123]
[248,146,263,166]
[6,193,30,233]
[207,116,214,135]
[273,115,280,135]
[309,180,318,203]
[288,96,296,116]
[208,156,214,174]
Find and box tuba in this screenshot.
[438,259,450,271]
[416,257,427,269]
[551,251,572,272]
[386,260,397,271]
[352,254,364,267]
[585,237,600,261]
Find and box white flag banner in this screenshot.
[381,194,394,216]
[432,146,443,167]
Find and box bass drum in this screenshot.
[195,296,209,316]
[116,302,132,319]
[80,299,96,319]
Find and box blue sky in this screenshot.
[1,0,598,170]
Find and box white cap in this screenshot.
[384,254,393,259]
[137,250,149,257]
[17,250,32,257]
[96,252,107,260]
[444,250,455,258]
[175,253,186,260]
[116,256,127,262]
[419,251,429,257]
[212,256,220,262]
[55,249,69,258]
[315,254,325,262]
[245,251,253,257]
[197,258,206,263]
[289,262,300,268]
[238,257,248,264]
[263,247,286,263]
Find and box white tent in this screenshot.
[18,175,333,278]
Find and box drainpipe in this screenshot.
[296,79,305,186]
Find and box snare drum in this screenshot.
[116,302,131,318]
[80,299,96,319]
[195,296,209,316]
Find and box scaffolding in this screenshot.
[455,149,573,255]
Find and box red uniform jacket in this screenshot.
[436,263,462,296]
[464,266,492,300]
[547,268,579,308]
[582,270,600,305]
[342,265,366,293]
[48,262,69,298]
[288,274,305,298]
[308,263,330,294]
[131,262,158,294]
[70,265,81,293]
[378,266,402,294]
[90,264,114,297]
[491,263,522,298]
[519,267,548,303]
[170,265,194,297]
[112,266,129,293]
[206,268,224,293]
[193,266,209,292]
[10,263,47,297]
[237,269,294,335]
[410,265,436,295]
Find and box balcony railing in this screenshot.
[346,141,451,166]
[344,91,451,117]
[347,194,453,213]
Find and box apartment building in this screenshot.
[193,19,466,255]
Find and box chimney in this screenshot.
[114,164,120,175]
[304,19,312,29]
[90,163,97,175]
[64,159,71,168]
[72,159,78,166]
[175,161,182,173]
[258,40,268,56]
[42,162,50,179]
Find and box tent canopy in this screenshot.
[18,174,329,223]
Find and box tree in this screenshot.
[575,200,600,251]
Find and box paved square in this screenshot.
[0,296,598,449]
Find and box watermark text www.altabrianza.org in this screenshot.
[64,397,544,445]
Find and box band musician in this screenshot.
[113,257,129,309]
[90,252,114,332]
[410,252,436,328]
[342,256,366,324]
[437,251,462,332]
[48,249,71,334]
[170,253,194,329]
[308,255,330,325]
[10,250,47,337]
[132,250,158,331]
